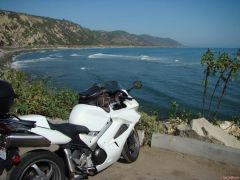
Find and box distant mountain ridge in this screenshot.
[0,10,183,48]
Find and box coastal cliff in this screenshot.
[0,10,182,48]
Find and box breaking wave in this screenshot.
[88,53,130,59]
[88,53,162,61]
[87,53,201,67]
[87,53,183,63]
[80,67,92,71]
[11,56,56,69]
[49,53,63,58]
[139,55,162,61]
[70,53,82,57]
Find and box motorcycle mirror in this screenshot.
[133,81,142,89]
[127,81,142,92]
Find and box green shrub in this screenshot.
[169,101,200,123]
[232,116,240,127]
[0,67,78,119]
[136,111,165,145]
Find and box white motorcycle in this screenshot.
[0,80,142,180]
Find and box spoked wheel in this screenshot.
[122,129,140,163]
[7,151,65,180]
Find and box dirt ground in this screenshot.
[90,147,240,180]
[1,147,239,180]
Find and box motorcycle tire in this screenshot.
[7,150,65,180]
[122,129,140,163]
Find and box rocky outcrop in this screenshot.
[219,121,240,137]
[191,118,240,149]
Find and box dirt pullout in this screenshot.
[1,147,239,180]
[90,147,240,180]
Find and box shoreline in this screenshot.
[1,46,237,66]
[0,45,172,66]
[0,45,184,68]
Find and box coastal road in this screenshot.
[1,147,239,180]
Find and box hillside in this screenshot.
[0,10,182,48]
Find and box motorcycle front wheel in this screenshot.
[122,129,140,163]
[7,151,65,180]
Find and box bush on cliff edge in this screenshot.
[0,67,78,119]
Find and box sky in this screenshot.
[0,0,240,48]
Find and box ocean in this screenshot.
[11,48,240,119]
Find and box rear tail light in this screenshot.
[11,154,21,165]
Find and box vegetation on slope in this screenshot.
[0,66,78,119]
[0,10,182,48]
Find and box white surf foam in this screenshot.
[80,67,92,71]
[139,55,163,61]
[38,56,55,60]
[49,54,63,58]
[88,53,162,61]
[70,53,82,57]
[78,52,197,66]
[11,57,56,69]
[11,61,26,69]
[12,55,17,61]
[140,55,150,60]
[88,53,131,59]
[80,67,87,71]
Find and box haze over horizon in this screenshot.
[0,0,239,48]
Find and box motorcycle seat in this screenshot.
[48,122,90,138]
